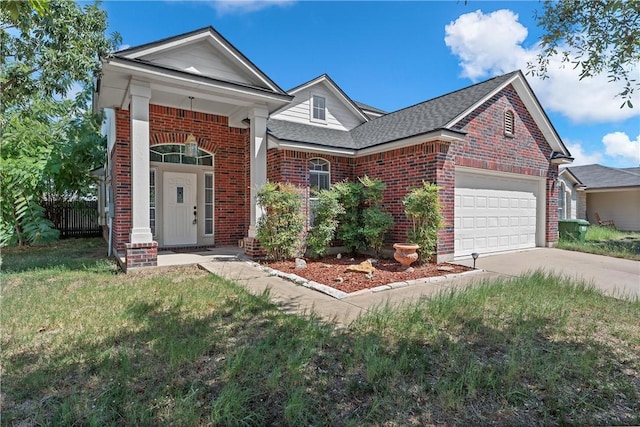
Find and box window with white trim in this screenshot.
[504,109,515,136]
[558,181,566,220]
[311,95,326,122]
[150,168,156,237]
[204,172,214,236]
[310,158,330,193]
[309,158,330,226]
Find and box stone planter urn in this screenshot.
[393,243,420,270]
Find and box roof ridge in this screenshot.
[375,70,519,118]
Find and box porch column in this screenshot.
[129,81,153,244]
[248,106,269,238]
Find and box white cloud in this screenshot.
[444,10,532,80]
[211,0,294,15]
[444,9,640,124]
[563,139,603,166]
[602,132,640,164]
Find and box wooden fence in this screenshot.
[42,200,102,239]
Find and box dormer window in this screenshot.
[311,95,326,122]
[504,109,515,136]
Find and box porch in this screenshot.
[116,246,247,271]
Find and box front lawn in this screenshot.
[2,239,639,426]
[557,225,640,260]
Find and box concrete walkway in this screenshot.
[196,247,638,325]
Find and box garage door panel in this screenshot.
[455,171,539,257]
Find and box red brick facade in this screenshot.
[109,84,558,262]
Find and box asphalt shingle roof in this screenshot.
[268,71,519,150]
[566,164,640,189]
[267,119,355,149]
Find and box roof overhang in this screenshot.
[95,57,292,127]
[267,128,466,158]
[582,186,640,193]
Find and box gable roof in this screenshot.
[270,70,569,157]
[110,26,288,96]
[281,74,370,123]
[562,164,640,190]
[350,72,517,148]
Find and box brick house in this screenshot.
[94,27,572,270]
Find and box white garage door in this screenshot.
[455,171,538,257]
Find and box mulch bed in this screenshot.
[263,255,472,294]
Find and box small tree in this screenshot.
[306,189,344,258]
[403,182,444,263]
[255,182,305,260]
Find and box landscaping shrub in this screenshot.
[256,182,305,260]
[306,189,344,258]
[333,176,394,256]
[402,182,444,263]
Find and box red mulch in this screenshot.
[263,255,472,294]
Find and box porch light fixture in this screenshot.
[184,96,198,158]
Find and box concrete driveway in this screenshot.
[456,248,640,299]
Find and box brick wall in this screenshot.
[112,109,132,253]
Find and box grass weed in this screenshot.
[557,225,640,260]
[2,239,639,426]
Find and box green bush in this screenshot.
[361,207,394,257]
[306,189,345,258]
[333,176,394,255]
[256,182,305,260]
[402,182,444,263]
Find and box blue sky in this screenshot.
[101,1,640,168]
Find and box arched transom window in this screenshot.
[309,158,330,193]
[150,144,213,166]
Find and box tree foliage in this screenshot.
[1,0,119,108]
[0,1,118,246]
[529,0,639,107]
[256,182,306,260]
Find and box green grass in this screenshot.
[2,239,639,426]
[557,225,640,260]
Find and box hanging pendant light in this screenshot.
[185,96,198,158]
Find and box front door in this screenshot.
[163,172,197,245]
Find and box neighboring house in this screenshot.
[559,165,640,231]
[94,26,572,270]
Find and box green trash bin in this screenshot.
[558,219,590,242]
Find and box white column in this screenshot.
[129,81,153,244]
[248,106,269,237]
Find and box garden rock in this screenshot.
[346,259,376,274]
[295,258,307,270]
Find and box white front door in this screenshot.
[163,172,197,246]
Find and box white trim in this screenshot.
[267,129,465,158]
[119,29,282,94]
[204,171,214,237]
[279,75,369,122]
[310,93,327,124]
[103,59,291,105]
